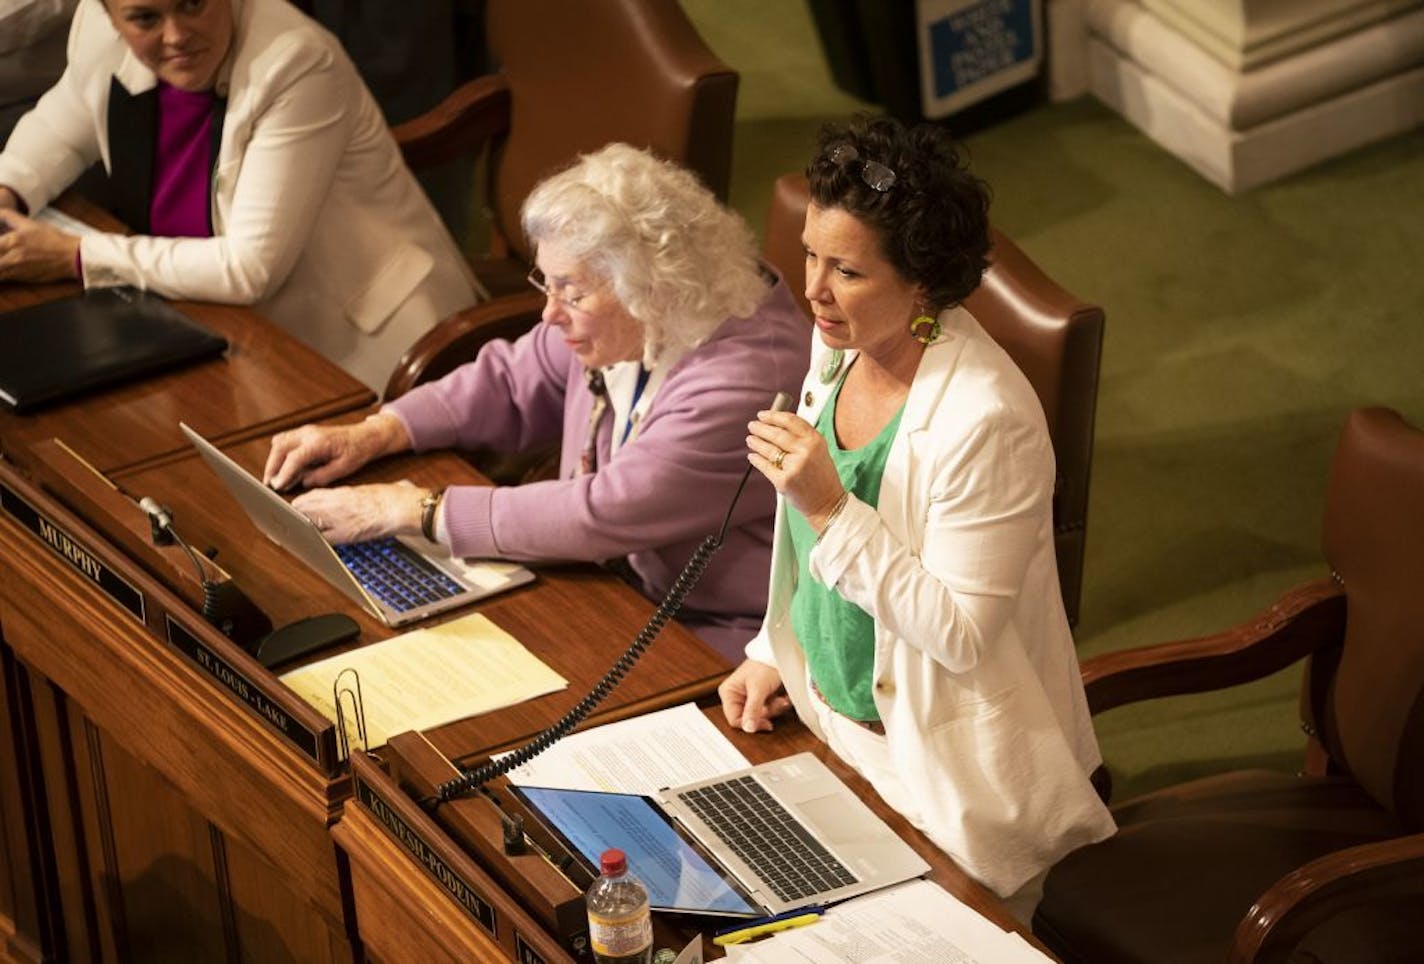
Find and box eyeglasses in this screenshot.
[527,267,595,311]
[827,143,897,192]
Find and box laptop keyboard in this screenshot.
[335,538,464,613]
[674,775,858,904]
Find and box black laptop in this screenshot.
[0,287,228,413]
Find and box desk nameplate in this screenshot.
[0,464,336,774]
[353,773,499,937]
[164,614,327,768]
[0,480,146,623]
[515,933,549,964]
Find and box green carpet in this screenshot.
[683,0,1424,800]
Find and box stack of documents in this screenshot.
[499,702,751,793]
[723,879,1054,963]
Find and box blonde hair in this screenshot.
[521,143,766,364]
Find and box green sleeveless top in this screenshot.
[787,375,904,721]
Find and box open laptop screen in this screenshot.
[512,785,760,917]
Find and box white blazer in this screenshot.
[746,306,1115,896]
[0,0,479,390]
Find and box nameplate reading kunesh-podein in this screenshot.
[353,773,499,936]
[0,480,146,623]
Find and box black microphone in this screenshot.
[136,495,274,652]
[139,496,175,545]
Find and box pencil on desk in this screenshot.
[712,908,823,945]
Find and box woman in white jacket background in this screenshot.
[0,0,478,390]
[720,116,1115,924]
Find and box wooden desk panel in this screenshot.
[1,413,733,963]
[0,477,351,963]
[0,649,50,964]
[0,264,374,961]
[333,799,552,964]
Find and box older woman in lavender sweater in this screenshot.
[263,144,809,659]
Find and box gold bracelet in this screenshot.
[419,488,445,543]
[814,491,850,546]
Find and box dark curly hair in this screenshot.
[805,116,991,311]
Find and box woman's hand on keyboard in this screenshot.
[291,483,424,545]
[264,413,411,491]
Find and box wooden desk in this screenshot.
[0,409,733,963]
[114,431,733,757]
[0,263,375,963]
[335,707,1049,964]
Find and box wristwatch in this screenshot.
[419,488,445,544]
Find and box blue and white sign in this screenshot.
[917,0,1042,118]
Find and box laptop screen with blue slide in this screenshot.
[513,753,929,918]
[511,785,761,917]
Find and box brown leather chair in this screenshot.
[384,291,547,401]
[1033,407,1424,964]
[385,0,737,403]
[392,0,737,298]
[761,173,1105,626]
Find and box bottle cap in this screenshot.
[599,848,627,876]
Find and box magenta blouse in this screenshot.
[150,82,215,238]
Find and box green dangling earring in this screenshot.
[909,311,941,345]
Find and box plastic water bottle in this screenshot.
[586,848,653,964]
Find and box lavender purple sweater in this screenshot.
[384,277,810,660]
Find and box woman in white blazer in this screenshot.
[0,0,479,390]
[720,117,1115,924]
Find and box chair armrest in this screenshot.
[392,74,512,172]
[384,291,546,401]
[1082,577,1345,715]
[1229,832,1424,964]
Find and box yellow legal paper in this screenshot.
[280,612,568,749]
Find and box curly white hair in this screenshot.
[521,143,767,365]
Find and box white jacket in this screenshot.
[0,0,478,390]
[746,306,1115,896]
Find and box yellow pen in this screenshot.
[712,909,823,946]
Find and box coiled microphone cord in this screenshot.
[431,391,789,803]
[433,468,752,802]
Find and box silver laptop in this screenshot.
[180,422,533,627]
[512,752,929,918]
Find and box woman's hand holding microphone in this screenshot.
[746,406,847,534]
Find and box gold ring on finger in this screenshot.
[772,449,786,470]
